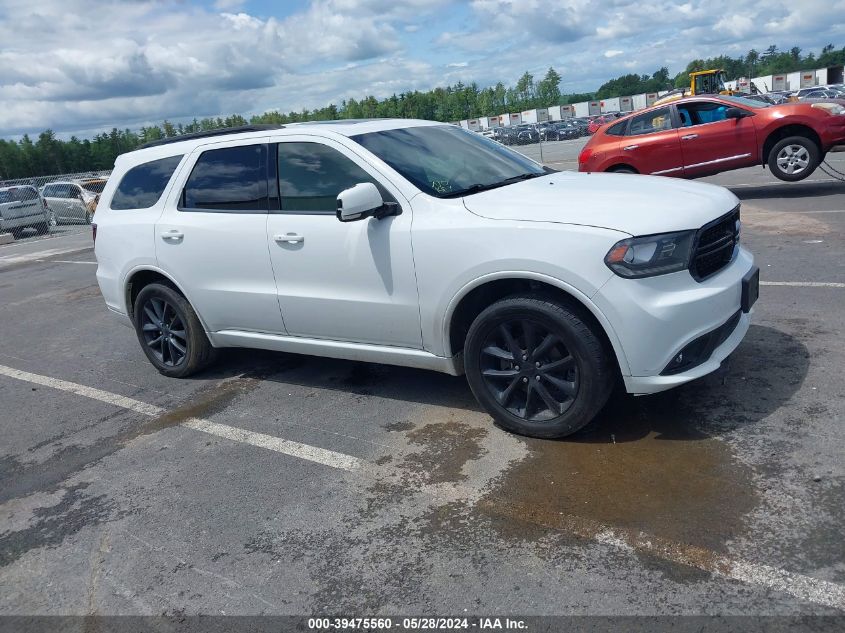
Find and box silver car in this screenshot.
[40,181,97,224]
[0,185,51,238]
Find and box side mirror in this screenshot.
[725,107,751,119]
[336,182,397,222]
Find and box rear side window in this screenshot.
[0,190,16,203]
[111,155,183,210]
[628,107,673,136]
[182,145,267,212]
[605,121,627,136]
[277,142,386,213]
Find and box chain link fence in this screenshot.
[0,170,112,244]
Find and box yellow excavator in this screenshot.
[654,69,742,106]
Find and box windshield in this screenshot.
[720,95,771,109]
[351,125,546,198]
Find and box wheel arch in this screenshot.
[443,272,630,377]
[762,124,822,164]
[123,266,209,331]
[606,163,639,174]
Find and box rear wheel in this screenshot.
[464,296,615,438]
[133,283,216,378]
[768,136,819,181]
[34,222,49,235]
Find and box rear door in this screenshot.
[617,106,683,176]
[675,100,758,177]
[155,139,285,335]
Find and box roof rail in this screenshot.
[139,124,285,149]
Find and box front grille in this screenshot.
[690,206,740,281]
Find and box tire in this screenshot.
[34,222,49,235]
[608,166,637,174]
[133,282,216,378]
[768,135,820,182]
[464,295,615,438]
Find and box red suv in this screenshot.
[578,95,845,181]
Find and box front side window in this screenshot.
[182,145,267,212]
[677,101,732,126]
[628,107,674,136]
[352,125,545,198]
[277,142,385,213]
[111,155,183,210]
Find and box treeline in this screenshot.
[2,44,844,180]
[673,43,845,89]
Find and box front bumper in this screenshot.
[592,246,756,395]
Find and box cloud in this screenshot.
[0,0,843,138]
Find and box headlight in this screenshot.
[604,230,695,278]
[811,102,845,115]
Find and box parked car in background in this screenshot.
[541,121,581,141]
[514,123,540,145]
[568,118,590,135]
[578,94,845,181]
[0,185,51,238]
[797,89,842,101]
[95,120,757,439]
[41,181,98,224]
[587,114,619,135]
[491,127,518,145]
[739,93,776,105]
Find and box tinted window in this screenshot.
[0,190,16,203]
[606,121,627,136]
[677,101,730,126]
[628,107,673,136]
[183,145,267,212]
[277,142,385,213]
[111,155,182,210]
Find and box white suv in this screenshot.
[94,120,758,438]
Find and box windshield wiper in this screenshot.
[441,172,545,198]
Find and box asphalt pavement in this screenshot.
[1,146,843,622]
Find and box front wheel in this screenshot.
[133,283,216,378]
[768,136,819,181]
[464,296,615,438]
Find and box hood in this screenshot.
[462,171,739,236]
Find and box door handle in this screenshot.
[623,145,639,151]
[160,230,184,241]
[274,233,304,244]
[681,134,699,140]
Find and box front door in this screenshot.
[155,139,285,335]
[675,100,758,177]
[266,137,422,348]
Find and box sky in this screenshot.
[1,0,844,138]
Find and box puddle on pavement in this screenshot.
[479,394,759,554]
[404,419,487,485]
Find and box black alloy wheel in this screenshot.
[479,319,579,422]
[132,282,216,377]
[464,296,615,438]
[140,296,188,367]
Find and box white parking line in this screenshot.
[1,362,844,609]
[0,246,92,268]
[761,281,845,288]
[0,364,362,472]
